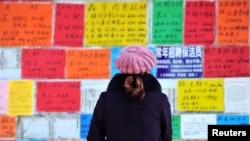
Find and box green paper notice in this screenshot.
[172,115,181,139]
[152,0,183,44]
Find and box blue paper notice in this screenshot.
[111,47,123,77]
[80,113,93,139]
[217,114,249,125]
[156,45,203,78]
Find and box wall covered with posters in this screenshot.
[0,0,250,140]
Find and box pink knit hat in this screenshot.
[115,45,156,74]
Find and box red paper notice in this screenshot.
[21,48,66,78]
[36,81,81,112]
[54,3,84,47]
[204,46,250,77]
[184,1,215,45]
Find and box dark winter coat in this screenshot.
[87,73,172,141]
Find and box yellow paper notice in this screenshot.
[177,79,224,112]
[85,2,147,46]
[8,80,34,115]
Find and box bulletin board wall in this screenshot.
[0,0,250,141]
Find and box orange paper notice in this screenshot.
[66,48,110,78]
[0,115,16,138]
[0,3,52,46]
[217,0,249,45]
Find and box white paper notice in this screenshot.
[81,79,109,113]
[0,48,21,68]
[0,69,21,79]
[0,80,8,114]
[52,117,80,139]
[0,48,21,79]
[158,79,177,113]
[224,77,250,114]
[17,116,50,138]
[181,114,216,139]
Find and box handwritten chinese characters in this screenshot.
[80,114,92,138]
[204,46,249,77]
[217,0,249,45]
[0,3,52,46]
[184,0,215,45]
[36,81,80,112]
[156,46,203,78]
[8,80,33,115]
[217,114,249,125]
[172,115,181,139]
[54,3,84,47]
[66,48,110,78]
[177,79,224,112]
[21,48,66,79]
[152,0,183,44]
[85,2,147,46]
[0,115,16,138]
